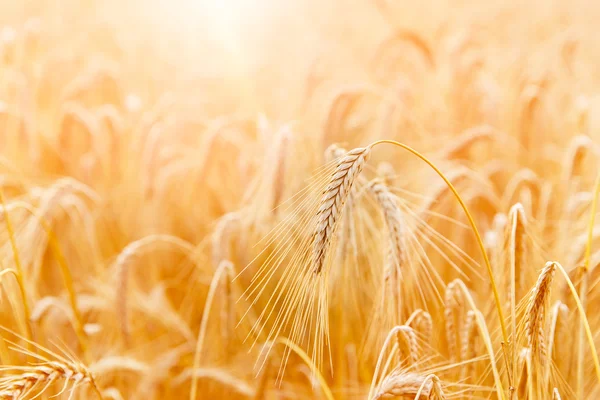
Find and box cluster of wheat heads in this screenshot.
[1,0,600,399]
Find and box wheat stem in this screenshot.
[508,203,526,388]
[0,190,33,346]
[552,261,600,384]
[190,260,234,400]
[579,172,600,399]
[275,337,334,400]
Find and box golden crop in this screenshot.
[0,0,598,399]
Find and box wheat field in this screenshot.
[0,0,599,398]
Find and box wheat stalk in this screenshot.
[461,310,479,383]
[345,344,359,397]
[507,202,527,385]
[502,169,538,213]
[211,212,240,267]
[372,29,435,73]
[370,181,405,281]
[444,280,464,363]
[562,134,596,181]
[508,203,527,301]
[518,80,544,156]
[441,125,494,160]
[253,343,273,400]
[190,260,234,400]
[57,103,100,163]
[271,127,291,212]
[114,234,195,344]
[133,344,192,398]
[312,146,370,274]
[322,87,366,149]
[418,167,469,221]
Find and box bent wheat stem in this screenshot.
[577,173,600,397]
[190,260,234,400]
[368,139,508,345]
[275,337,334,400]
[552,261,600,384]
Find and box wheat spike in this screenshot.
[525,261,557,362]
[312,146,370,274]
[562,134,596,181]
[115,234,195,344]
[461,310,479,382]
[375,372,445,400]
[211,212,240,267]
[377,161,396,186]
[508,203,527,301]
[0,339,103,400]
[372,29,435,71]
[0,362,99,399]
[322,87,365,149]
[441,124,494,160]
[325,144,359,262]
[373,372,432,399]
[370,181,405,281]
[395,326,419,366]
[406,309,432,344]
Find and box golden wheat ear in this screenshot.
[363,180,406,339]
[521,262,557,396]
[524,262,556,363]
[373,372,444,400]
[406,309,432,345]
[312,146,371,274]
[0,326,103,399]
